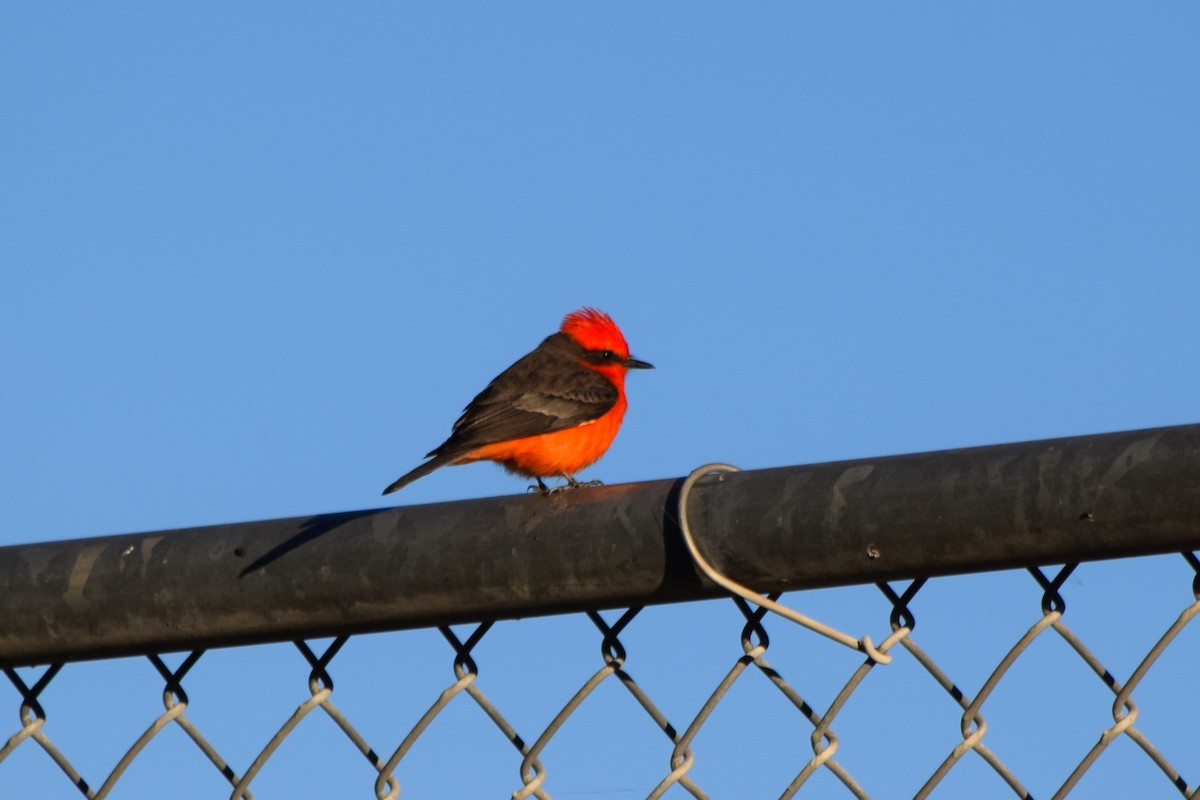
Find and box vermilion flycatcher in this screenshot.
[382,308,653,495]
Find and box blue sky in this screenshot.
[3,4,1199,799]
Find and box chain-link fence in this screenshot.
[4,553,1199,799]
[4,427,1200,798]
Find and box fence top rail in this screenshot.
[2,423,1199,667]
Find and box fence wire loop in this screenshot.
[738,595,771,656]
[1185,551,1200,598]
[590,607,639,667]
[1030,563,1077,615]
[879,578,925,632]
[677,463,892,665]
[148,651,203,710]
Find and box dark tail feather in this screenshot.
[382,454,456,495]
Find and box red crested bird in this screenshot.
[382,308,653,495]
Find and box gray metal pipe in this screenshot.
[2,424,1198,667]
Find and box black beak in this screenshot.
[625,356,654,370]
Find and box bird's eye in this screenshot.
[600,350,615,361]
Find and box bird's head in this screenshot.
[561,308,654,375]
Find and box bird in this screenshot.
[382,308,653,496]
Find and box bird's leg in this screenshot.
[528,477,551,495]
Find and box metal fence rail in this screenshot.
[2,424,1199,798]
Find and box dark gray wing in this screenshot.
[428,334,618,458]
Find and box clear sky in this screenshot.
[3,4,1199,799]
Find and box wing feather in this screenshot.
[427,334,618,458]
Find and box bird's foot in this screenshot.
[531,475,604,495]
[555,475,604,492]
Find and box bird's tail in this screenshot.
[381,453,457,495]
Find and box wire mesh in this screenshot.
[3,549,1198,799]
